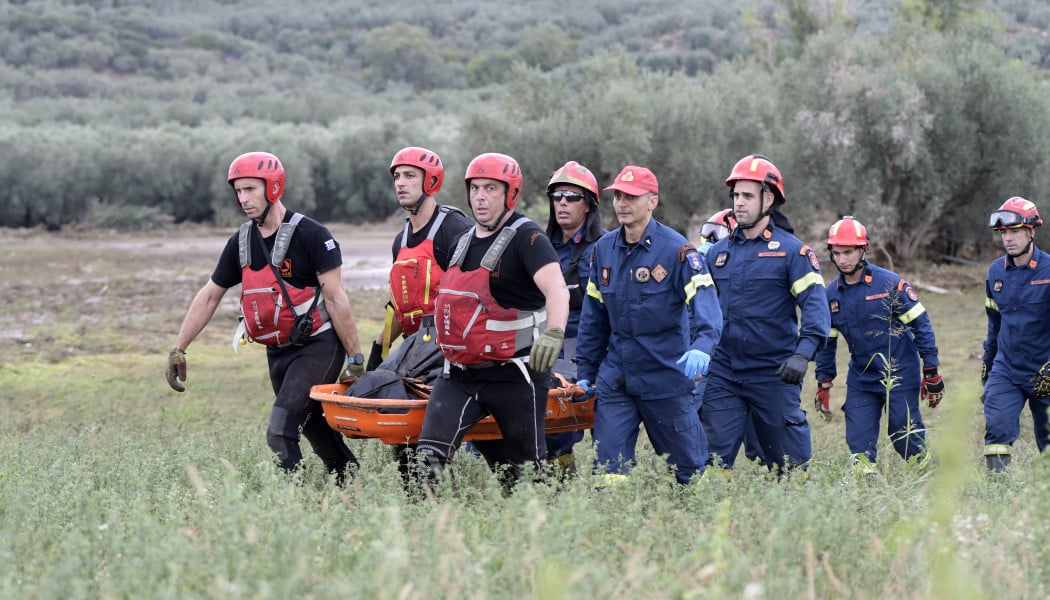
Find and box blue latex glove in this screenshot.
[575,379,596,400]
[698,241,714,257]
[676,349,711,379]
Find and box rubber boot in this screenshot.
[985,453,1011,473]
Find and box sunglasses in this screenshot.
[988,210,1036,229]
[549,190,586,204]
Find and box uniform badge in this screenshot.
[686,250,702,272]
[635,267,651,282]
[652,264,668,283]
[993,280,1003,292]
[714,252,728,268]
[601,267,610,286]
[904,283,918,302]
[767,240,781,250]
[804,247,820,271]
[279,259,292,278]
[830,299,839,314]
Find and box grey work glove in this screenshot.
[166,347,187,392]
[776,352,810,385]
[529,326,565,373]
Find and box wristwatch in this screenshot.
[347,352,365,366]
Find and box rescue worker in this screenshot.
[981,197,1050,472]
[415,152,569,492]
[371,146,471,368]
[698,208,736,257]
[166,151,365,483]
[814,216,943,471]
[696,208,765,464]
[542,160,606,473]
[701,154,830,475]
[575,165,722,485]
[373,146,472,478]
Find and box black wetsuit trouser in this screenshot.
[416,361,548,487]
[266,329,358,477]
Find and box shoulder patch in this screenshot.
[802,245,820,271]
[678,243,696,261]
[685,249,703,271]
[903,282,918,302]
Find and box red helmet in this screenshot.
[725,154,785,205]
[390,146,444,196]
[989,196,1042,229]
[227,151,285,204]
[465,152,522,211]
[547,161,599,204]
[699,208,737,242]
[827,216,868,247]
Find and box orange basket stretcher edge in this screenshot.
[309,373,594,445]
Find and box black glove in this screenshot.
[776,353,810,385]
[366,341,384,372]
[981,361,991,385]
[1029,361,1050,400]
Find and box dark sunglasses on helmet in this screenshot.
[988,210,1034,229]
[549,190,586,203]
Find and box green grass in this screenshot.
[2,230,1050,597]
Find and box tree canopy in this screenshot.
[2,0,1049,261]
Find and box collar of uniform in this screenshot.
[835,262,872,289]
[615,219,658,250]
[1004,244,1044,270]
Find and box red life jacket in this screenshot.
[237,214,330,346]
[389,206,457,335]
[435,217,547,365]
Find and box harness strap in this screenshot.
[449,216,531,270]
[485,310,547,332]
[239,212,304,268]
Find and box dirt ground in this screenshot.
[0,221,988,366]
[0,224,396,365]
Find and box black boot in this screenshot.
[985,453,1011,473]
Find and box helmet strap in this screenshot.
[736,185,773,231]
[836,255,867,277]
[481,206,510,232]
[1009,235,1035,260]
[402,193,427,216]
[253,203,271,226]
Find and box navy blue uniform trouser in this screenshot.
[843,387,925,462]
[266,329,358,475]
[701,373,811,471]
[984,371,1050,452]
[593,380,707,484]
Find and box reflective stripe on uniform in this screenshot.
[898,302,927,325]
[986,296,999,312]
[828,327,839,339]
[790,272,824,297]
[586,279,604,303]
[983,444,1011,456]
[684,271,714,304]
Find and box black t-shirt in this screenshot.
[455,213,558,311]
[389,205,473,271]
[211,212,343,289]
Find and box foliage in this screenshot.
[1,228,1048,597]
[2,0,1050,261]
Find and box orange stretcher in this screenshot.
[309,375,594,445]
